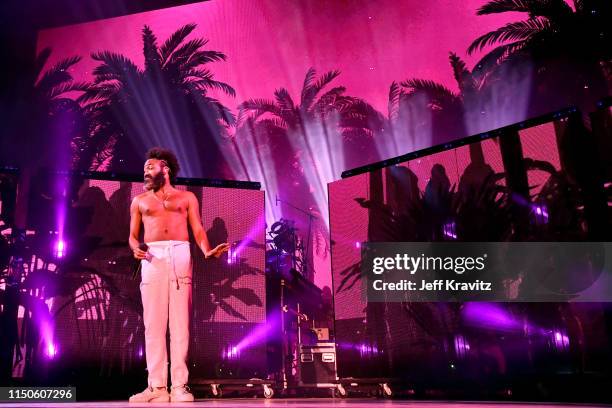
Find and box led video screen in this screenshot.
[329,110,611,385]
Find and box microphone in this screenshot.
[131,243,150,280]
[140,243,152,262]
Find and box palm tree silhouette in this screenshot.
[237,68,359,281]
[341,53,493,165]
[467,0,611,112]
[397,53,501,198]
[339,81,435,162]
[78,24,235,176]
[31,48,88,106]
[237,67,354,203]
[401,52,483,143]
[4,48,89,231]
[239,68,352,131]
[9,48,89,167]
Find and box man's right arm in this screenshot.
[129,196,146,259]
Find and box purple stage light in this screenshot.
[54,239,67,258]
[443,221,457,240]
[46,342,58,359]
[223,345,240,360]
[355,242,361,249]
[454,335,470,359]
[337,341,379,358]
[227,246,233,264]
[551,329,570,351]
[232,312,281,356]
[531,203,549,225]
[462,303,522,332]
[510,193,530,207]
[230,213,265,263]
[38,311,56,360]
[53,173,69,262]
[358,342,379,358]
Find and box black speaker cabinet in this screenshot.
[298,342,337,386]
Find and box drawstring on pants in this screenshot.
[168,244,179,290]
[153,241,187,290]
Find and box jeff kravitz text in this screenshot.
[369,252,493,295]
[372,279,492,291]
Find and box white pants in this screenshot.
[140,240,192,388]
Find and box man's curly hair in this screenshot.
[146,147,180,185]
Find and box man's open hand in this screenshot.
[208,242,230,258]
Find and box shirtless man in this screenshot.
[128,147,229,403]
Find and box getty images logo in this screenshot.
[371,253,488,275]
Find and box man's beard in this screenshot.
[144,172,166,191]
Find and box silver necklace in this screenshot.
[151,190,171,208]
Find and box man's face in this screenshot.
[143,159,167,191]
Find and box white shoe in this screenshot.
[170,385,195,402]
[129,386,170,403]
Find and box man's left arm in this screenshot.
[187,192,230,258]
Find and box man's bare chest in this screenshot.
[140,194,189,218]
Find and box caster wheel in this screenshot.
[334,384,347,398]
[381,383,392,398]
[263,384,274,399]
[211,384,222,398]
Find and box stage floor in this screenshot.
[0,400,607,408]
